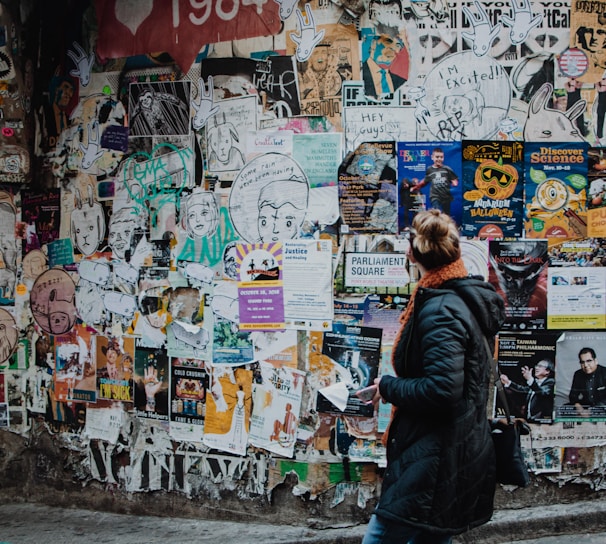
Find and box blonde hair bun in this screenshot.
[411,210,461,270]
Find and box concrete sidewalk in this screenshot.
[1,500,606,543]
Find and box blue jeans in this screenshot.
[362,514,453,544]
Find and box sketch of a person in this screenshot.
[271,402,298,444]
[178,190,222,263]
[75,279,105,325]
[182,191,219,239]
[48,288,76,334]
[22,250,48,281]
[0,196,17,300]
[576,26,606,69]
[107,207,146,262]
[129,85,190,136]
[441,91,485,139]
[228,386,247,451]
[0,309,17,363]
[71,185,106,257]
[362,25,408,98]
[257,178,309,242]
[368,0,403,24]
[222,241,239,280]
[299,43,342,100]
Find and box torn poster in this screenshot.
[249,362,305,458]
[203,367,253,456]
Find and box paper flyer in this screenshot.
[236,242,285,331]
[461,140,525,237]
[134,345,169,421]
[203,367,253,456]
[398,141,463,227]
[315,323,382,417]
[169,358,207,443]
[283,239,334,331]
[554,331,606,421]
[338,141,398,235]
[547,267,606,329]
[54,324,97,403]
[524,142,588,240]
[96,335,134,404]
[249,362,305,458]
[495,331,559,423]
[488,239,548,330]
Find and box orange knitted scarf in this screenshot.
[382,257,468,446]
[391,257,468,367]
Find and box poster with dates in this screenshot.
[461,141,525,238]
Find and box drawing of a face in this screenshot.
[369,0,402,22]
[188,202,213,237]
[22,250,48,280]
[258,202,300,242]
[310,46,329,72]
[139,90,153,109]
[140,290,170,329]
[223,242,238,280]
[182,191,219,239]
[577,26,599,52]
[0,309,17,363]
[371,34,404,65]
[442,95,474,121]
[108,211,138,260]
[49,311,69,334]
[257,179,308,243]
[71,189,106,256]
[229,153,309,244]
[48,292,77,334]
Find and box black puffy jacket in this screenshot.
[376,276,506,535]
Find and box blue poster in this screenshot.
[396,141,463,229]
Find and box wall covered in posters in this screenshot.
[1,0,606,519]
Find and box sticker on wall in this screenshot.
[420,51,511,141]
[0,47,14,80]
[30,268,77,335]
[558,47,589,78]
[0,308,17,364]
[228,153,309,244]
[570,1,606,83]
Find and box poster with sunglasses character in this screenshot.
[397,142,463,229]
[461,140,525,238]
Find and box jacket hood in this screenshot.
[441,276,506,337]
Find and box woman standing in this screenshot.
[362,210,505,544]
